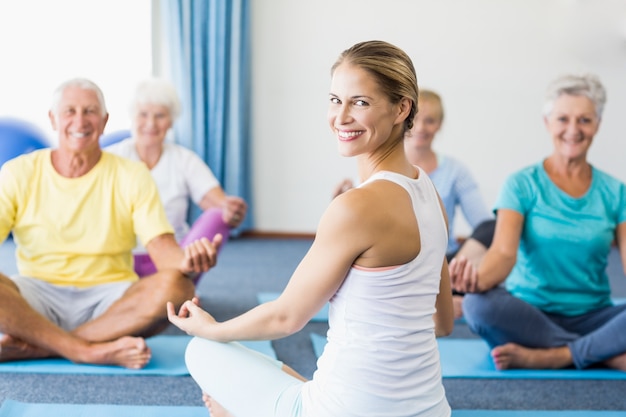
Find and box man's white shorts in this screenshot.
[10,275,132,331]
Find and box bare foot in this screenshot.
[604,351,626,371]
[202,392,234,417]
[0,334,55,361]
[491,343,572,370]
[79,336,151,369]
[1,334,150,369]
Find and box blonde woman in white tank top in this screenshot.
[168,40,454,417]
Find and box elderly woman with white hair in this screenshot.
[449,73,626,371]
[107,78,247,279]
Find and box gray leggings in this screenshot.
[463,287,626,369]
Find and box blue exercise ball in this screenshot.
[100,129,131,148]
[0,117,50,167]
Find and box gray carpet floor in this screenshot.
[1,237,626,411]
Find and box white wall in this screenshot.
[249,0,626,235]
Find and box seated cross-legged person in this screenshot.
[106,78,247,279]
[0,78,221,368]
[449,73,626,371]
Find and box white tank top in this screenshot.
[301,168,451,417]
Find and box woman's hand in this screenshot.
[449,255,480,293]
[167,297,217,337]
[222,196,248,227]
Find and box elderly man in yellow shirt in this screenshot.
[0,78,221,369]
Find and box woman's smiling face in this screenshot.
[404,97,443,151]
[544,94,600,161]
[133,103,173,147]
[327,63,403,158]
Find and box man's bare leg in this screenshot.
[73,269,196,342]
[0,274,150,368]
[0,334,52,360]
[491,343,573,370]
[0,333,150,368]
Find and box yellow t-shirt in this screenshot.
[0,149,174,287]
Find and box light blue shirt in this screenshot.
[429,155,493,254]
[496,162,626,316]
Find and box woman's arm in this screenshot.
[434,192,453,336]
[450,209,523,293]
[434,257,454,337]
[168,190,375,341]
[475,209,522,290]
[198,187,247,228]
[179,146,247,227]
[197,186,227,210]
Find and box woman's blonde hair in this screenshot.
[332,40,418,136]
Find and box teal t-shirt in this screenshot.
[495,161,626,316]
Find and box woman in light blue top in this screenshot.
[404,90,494,257]
[450,73,626,371]
[405,90,495,319]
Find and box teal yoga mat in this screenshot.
[309,333,626,380]
[0,335,275,375]
[257,292,329,321]
[1,400,622,417]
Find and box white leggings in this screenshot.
[185,337,305,417]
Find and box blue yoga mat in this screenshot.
[0,335,275,375]
[452,411,625,416]
[310,333,626,380]
[1,400,622,417]
[438,338,626,379]
[0,400,206,417]
[257,292,329,322]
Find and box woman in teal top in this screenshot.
[449,73,626,371]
